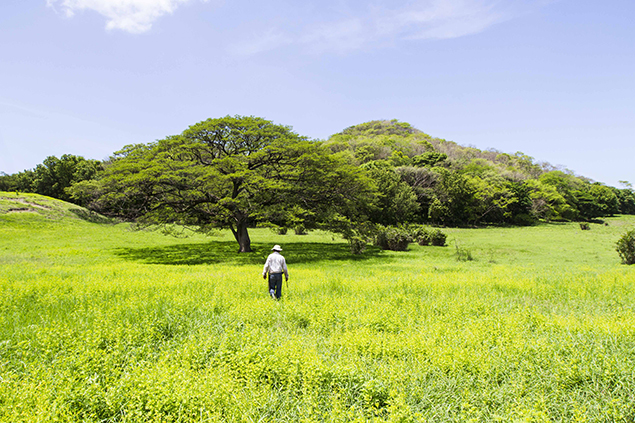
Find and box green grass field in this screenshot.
[1,192,634,422]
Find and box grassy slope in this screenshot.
[1,193,634,422]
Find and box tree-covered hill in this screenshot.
[324,119,635,225]
[2,118,634,234]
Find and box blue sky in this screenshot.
[1,0,633,187]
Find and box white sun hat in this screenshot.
[271,245,283,251]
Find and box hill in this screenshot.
[0,192,111,224]
[325,120,635,225]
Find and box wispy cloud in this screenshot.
[46,0,552,47]
[381,0,508,40]
[46,0,208,33]
[231,0,551,56]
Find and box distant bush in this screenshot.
[348,236,367,255]
[375,226,411,251]
[405,224,447,247]
[404,224,428,245]
[430,229,447,246]
[373,225,447,250]
[579,222,590,230]
[417,230,431,246]
[616,229,635,265]
[294,225,307,235]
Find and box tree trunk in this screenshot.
[231,221,252,253]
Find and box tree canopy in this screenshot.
[0,154,101,202]
[81,115,376,252]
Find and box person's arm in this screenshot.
[263,256,270,279]
[283,259,289,281]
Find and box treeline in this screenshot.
[2,119,634,230]
[0,154,101,203]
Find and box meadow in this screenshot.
[1,192,634,422]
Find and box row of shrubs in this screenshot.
[271,223,447,253]
[275,225,307,235]
[375,225,447,251]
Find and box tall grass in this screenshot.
[1,193,634,422]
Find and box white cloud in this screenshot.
[232,0,551,56]
[46,0,203,33]
[383,0,508,40]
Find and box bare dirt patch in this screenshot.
[7,208,39,214]
[2,198,51,210]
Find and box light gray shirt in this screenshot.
[262,252,289,279]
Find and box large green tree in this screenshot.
[87,116,375,252]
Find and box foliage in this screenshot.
[416,232,431,246]
[361,161,419,225]
[429,228,447,246]
[83,116,376,252]
[326,120,631,226]
[583,183,619,218]
[0,172,20,191]
[394,166,436,222]
[616,229,635,265]
[412,151,447,167]
[525,178,573,221]
[347,235,367,255]
[326,120,434,165]
[374,225,412,251]
[274,226,288,235]
[339,119,419,137]
[406,224,447,247]
[428,168,477,226]
[537,171,619,221]
[4,118,634,233]
[613,187,635,214]
[0,155,101,203]
[372,224,446,251]
[294,225,307,235]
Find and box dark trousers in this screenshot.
[268,273,283,299]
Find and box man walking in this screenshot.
[263,245,289,299]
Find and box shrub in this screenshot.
[417,229,432,246]
[294,225,307,235]
[430,229,447,246]
[375,226,411,251]
[405,224,429,245]
[276,227,288,235]
[616,229,635,265]
[348,236,367,255]
[405,224,447,247]
[579,222,590,230]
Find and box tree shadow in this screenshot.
[69,208,115,224]
[114,241,383,266]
